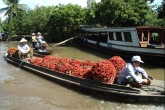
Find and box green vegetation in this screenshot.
[0,0,164,42]
[0,0,29,23]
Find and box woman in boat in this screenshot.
[39,41,48,52]
[18,38,33,59]
[117,55,151,88]
[31,33,37,48]
[36,32,43,45]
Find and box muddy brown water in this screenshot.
[0,41,164,110]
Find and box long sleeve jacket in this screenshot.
[117,63,148,84]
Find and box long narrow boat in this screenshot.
[80,26,165,65]
[5,55,165,103]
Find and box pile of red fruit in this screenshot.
[29,55,95,79]
[92,60,116,84]
[109,56,126,72]
[7,47,18,57]
[28,55,126,84]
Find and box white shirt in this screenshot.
[37,35,43,43]
[117,63,148,84]
[18,44,30,53]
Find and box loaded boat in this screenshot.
[5,54,165,103]
[80,26,165,65]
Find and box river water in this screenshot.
[0,41,164,110]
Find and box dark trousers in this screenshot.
[121,77,137,86]
[121,72,142,86]
[32,42,37,48]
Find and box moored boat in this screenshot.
[0,33,8,41]
[80,26,165,65]
[5,55,165,103]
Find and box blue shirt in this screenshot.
[117,63,148,84]
[36,36,43,44]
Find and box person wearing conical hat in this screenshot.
[31,33,37,48]
[36,32,43,45]
[18,38,33,59]
[39,41,48,52]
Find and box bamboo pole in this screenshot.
[51,34,81,47]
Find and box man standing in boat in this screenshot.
[117,55,151,88]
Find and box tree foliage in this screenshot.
[96,0,155,26]
[87,0,96,8]
[0,0,29,23]
[47,4,85,41]
[0,0,164,42]
[157,0,165,19]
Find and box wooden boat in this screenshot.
[33,49,53,57]
[0,33,8,41]
[80,26,165,65]
[5,55,165,103]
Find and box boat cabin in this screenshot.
[137,26,165,47]
[81,26,165,48]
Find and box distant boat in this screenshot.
[80,26,165,65]
[0,33,8,41]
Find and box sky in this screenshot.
[0,0,163,21]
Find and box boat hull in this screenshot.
[33,50,53,57]
[82,39,165,66]
[80,26,165,66]
[6,55,165,103]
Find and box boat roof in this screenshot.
[81,26,165,32]
[137,26,165,30]
[81,27,136,32]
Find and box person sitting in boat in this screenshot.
[34,42,40,50]
[36,32,43,45]
[117,55,151,88]
[39,41,48,52]
[18,38,33,59]
[31,33,37,48]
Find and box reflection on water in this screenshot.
[0,41,164,109]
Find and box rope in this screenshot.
[19,60,25,68]
[141,85,165,95]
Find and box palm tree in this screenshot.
[0,0,29,22]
